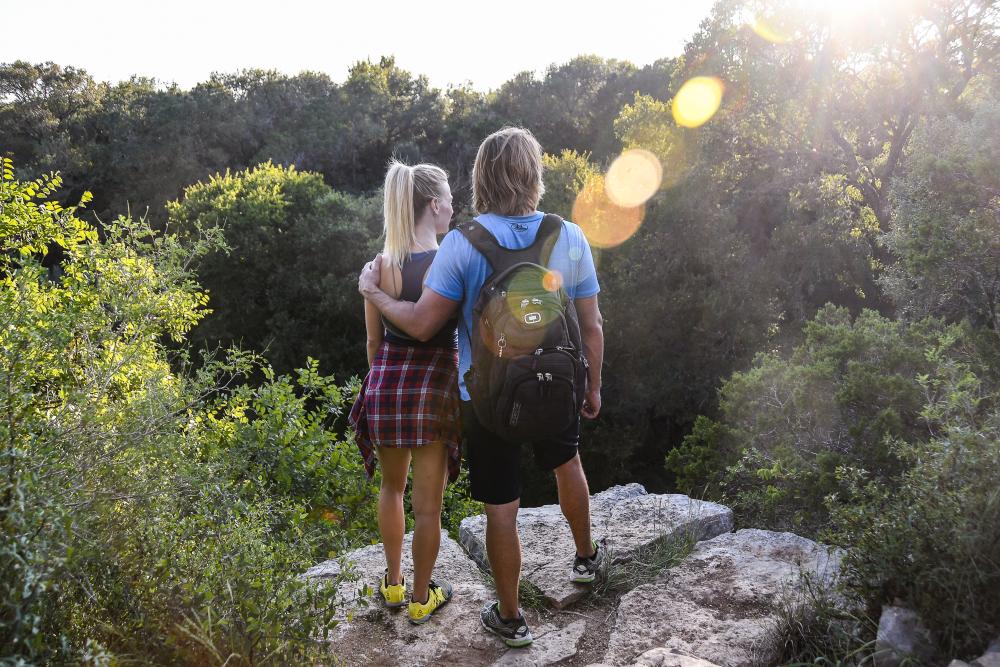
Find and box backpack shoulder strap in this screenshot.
[456,220,505,270]
[532,214,563,265]
[457,214,565,271]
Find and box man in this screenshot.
[358,127,605,647]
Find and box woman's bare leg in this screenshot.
[409,442,448,603]
[376,447,411,585]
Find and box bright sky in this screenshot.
[3,0,717,91]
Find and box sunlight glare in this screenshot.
[748,14,794,43]
[572,176,645,249]
[672,76,725,128]
[744,0,882,42]
[605,149,663,208]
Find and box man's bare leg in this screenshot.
[485,499,522,618]
[554,453,594,557]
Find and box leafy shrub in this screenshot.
[668,305,960,534]
[830,345,1000,657]
[670,302,1000,656]
[166,161,381,378]
[0,163,376,664]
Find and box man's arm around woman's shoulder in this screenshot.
[358,254,459,342]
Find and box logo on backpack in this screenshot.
[459,215,588,443]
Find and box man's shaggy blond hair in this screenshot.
[472,127,545,216]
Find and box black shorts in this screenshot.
[461,400,579,505]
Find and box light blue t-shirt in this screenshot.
[424,211,600,401]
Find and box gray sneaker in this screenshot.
[571,539,605,583]
[480,601,533,647]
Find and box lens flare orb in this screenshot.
[542,270,564,292]
[572,176,645,250]
[672,76,725,129]
[743,8,795,43]
[604,149,663,208]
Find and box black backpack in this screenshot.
[458,214,588,442]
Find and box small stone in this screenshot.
[874,606,937,667]
[631,647,723,667]
[975,637,1000,667]
[973,647,1000,667]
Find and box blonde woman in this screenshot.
[349,160,460,624]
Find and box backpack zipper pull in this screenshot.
[497,333,506,358]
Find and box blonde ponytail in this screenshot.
[383,160,416,268]
[382,159,450,267]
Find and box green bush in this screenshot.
[830,345,1000,657]
[665,415,731,497]
[166,161,381,378]
[668,305,960,534]
[670,303,1000,656]
[0,163,376,664]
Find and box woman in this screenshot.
[349,160,460,625]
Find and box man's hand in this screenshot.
[358,253,382,298]
[575,295,604,420]
[581,386,601,419]
[356,253,460,341]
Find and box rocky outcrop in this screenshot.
[459,484,734,608]
[304,492,845,667]
[601,529,842,666]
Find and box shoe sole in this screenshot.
[480,614,534,647]
[408,591,452,625]
[383,599,406,609]
[571,573,596,583]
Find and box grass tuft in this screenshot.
[589,530,698,600]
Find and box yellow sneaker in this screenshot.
[379,570,406,608]
[407,579,453,625]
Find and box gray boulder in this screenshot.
[874,606,937,667]
[303,530,503,666]
[602,529,842,666]
[973,637,1000,667]
[460,484,733,608]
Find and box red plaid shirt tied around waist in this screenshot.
[349,340,462,483]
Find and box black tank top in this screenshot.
[382,250,458,348]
